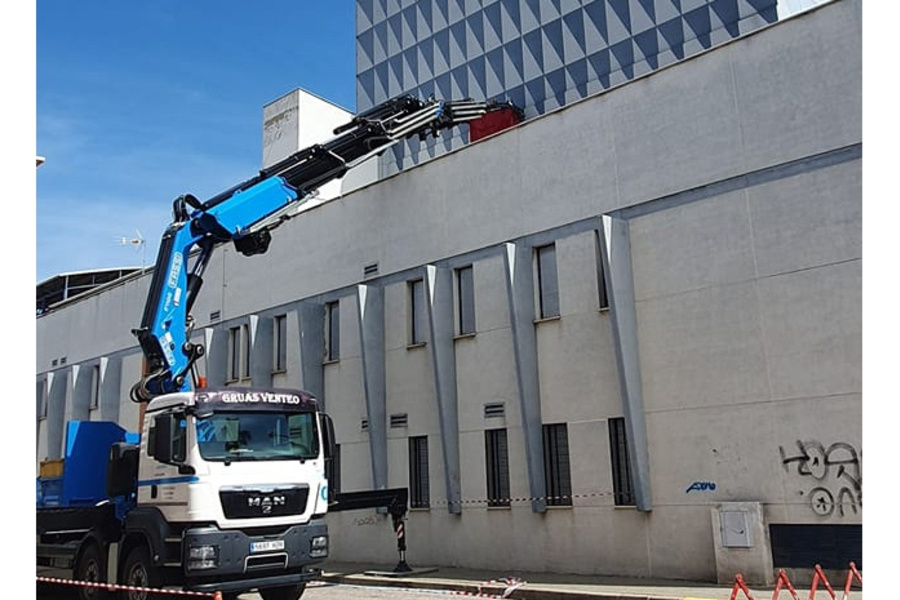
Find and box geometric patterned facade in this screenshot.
[356,0,778,176]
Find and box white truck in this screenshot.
[37,387,335,600]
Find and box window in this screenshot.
[536,244,559,318]
[240,324,250,378]
[543,423,573,506]
[227,325,251,380]
[228,326,241,381]
[325,301,340,361]
[609,417,636,506]
[89,364,100,410]
[194,411,319,461]
[409,436,430,509]
[594,230,609,311]
[409,278,426,345]
[37,378,47,420]
[485,429,511,508]
[273,314,287,372]
[456,265,475,335]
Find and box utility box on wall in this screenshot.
[711,502,774,585]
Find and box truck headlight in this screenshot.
[309,535,328,558]
[187,544,219,570]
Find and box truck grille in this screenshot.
[219,485,309,519]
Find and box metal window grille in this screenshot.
[483,402,505,418]
[457,265,476,335]
[274,314,287,372]
[543,423,573,506]
[609,417,636,506]
[485,429,511,508]
[409,279,426,345]
[326,301,340,361]
[536,244,560,318]
[409,436,430,509]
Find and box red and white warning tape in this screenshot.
[36,576,217,598]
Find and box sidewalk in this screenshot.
[320,561,836,600]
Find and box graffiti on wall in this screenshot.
[779,440,862,518]
[685,481,717,493]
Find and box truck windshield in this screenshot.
[195,411,319,462]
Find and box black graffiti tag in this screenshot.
[779,440,861,518]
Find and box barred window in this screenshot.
[409,436,430,509]
[543,423,572,506]
[609,417,636,506]
[485,429,511,508]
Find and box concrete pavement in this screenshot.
[320,561,864,600]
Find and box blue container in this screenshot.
[37,421,134,508]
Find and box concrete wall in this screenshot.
[35,0,860,583]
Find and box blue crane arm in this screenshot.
[131,96,512,402]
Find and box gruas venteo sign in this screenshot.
[194,388,318,412]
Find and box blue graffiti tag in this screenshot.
[686,481,717,493]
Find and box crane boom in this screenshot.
[131,95,512,402]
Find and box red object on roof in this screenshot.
[468,105,523,142]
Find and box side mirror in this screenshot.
[320,413,337,503]
[107,442,139,498]
[320,413,336,460]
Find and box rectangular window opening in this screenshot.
[326,301,340,362]
[274,314,287,373]
[456,265,475,335]
[609,417,636,506]
[409,436,430,509]
[409,278,426,346]
[485,429,511,508]
[228,326,241,381]
[543,423,573,506]
[240,323,250,379]
[89,364,100,410]
[536,244,560,318]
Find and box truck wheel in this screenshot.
[120,546,157,600]
[76,543,108,600]
[259,584,306,600]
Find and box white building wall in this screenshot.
[35,0,860,583]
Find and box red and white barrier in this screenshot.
[730,563,862,600]
[37,576,221,599]
[841,562,862,600]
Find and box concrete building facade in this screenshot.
[36,0,861,584]
[356,0,780,176]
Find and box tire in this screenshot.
[119,546,157,600]
[75,543,108,600]
[259,584,306,600]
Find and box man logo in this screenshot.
[248,495,286,514]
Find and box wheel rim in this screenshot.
[126,562,149,600]
[81,557,101,600]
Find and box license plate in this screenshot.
[250,540,285,553]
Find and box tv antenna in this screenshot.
[115,229,147,270]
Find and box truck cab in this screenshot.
[37,387,335,600]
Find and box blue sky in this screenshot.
[36,0,357,283]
